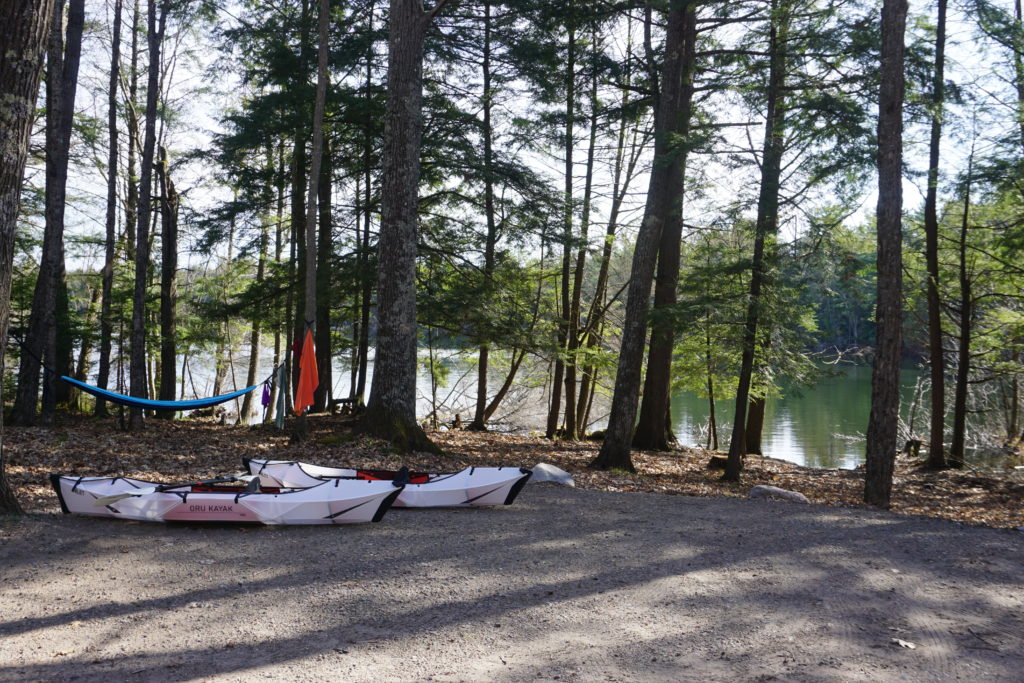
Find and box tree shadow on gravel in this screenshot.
[1,489,1022,681]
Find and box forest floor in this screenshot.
[2,413,1023,681]
[5,412,1024,529]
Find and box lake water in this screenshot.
[668,364,922,470]
[172,352,961,471]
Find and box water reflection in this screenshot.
[670,364,922,469]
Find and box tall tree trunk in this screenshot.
[155,146,178,418]
[566,43,599,441]
[123,0,140,264]
[470,0,497,432]
[266,139,286,421]
[864,0,908,508]
[95,0,123,417]
[590,0,690,472]
[313,134,333,412]
[949,154,974,468]
[0,0,57,514]
[547,24,576,440]
[633,2,697,451]
[576,39,644,429]
[12,0,84,426]
[723,1,788,481]
[1015,0,1024,149]
[923,0,948,469]
[363,0,445,453]
[128,0,167,430]
[354,3,375,408]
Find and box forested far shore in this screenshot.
[1,0,1023,516]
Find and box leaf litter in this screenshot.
[4,413,1023,530]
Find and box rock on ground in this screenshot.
[1,486,1022,682]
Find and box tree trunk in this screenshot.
[354,6,375,408]
[156,146,178,418]
[314,133,333,412]
[12,0,83,426]
[566,44,599,441]
[576,41,644,429]
[723,0,788,481]
[71,283,101,411]
[634,2,697,451]
[128,0,168,430]
[864,0,908,508]
[95,0,123,417]
[559,25,578,439]
[590,0,690,472]
[0,0,57,514]
[123,0,140,264]
[362,0,444,454]
[923,0,947,469]
[744,396,766,455]
[949,154,974,468]
[266,139,286,421]
[469,0,496,432]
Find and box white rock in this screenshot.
[748,484,810,504]
[530,463,575,487]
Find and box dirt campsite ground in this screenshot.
[1,416,1023,681]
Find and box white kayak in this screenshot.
[244,458,532,508]
[49,473,403,525]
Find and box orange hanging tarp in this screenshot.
[294,329,319,417]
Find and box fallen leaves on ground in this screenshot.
[5,413,1023,530]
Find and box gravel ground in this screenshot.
[1,484,1022,682]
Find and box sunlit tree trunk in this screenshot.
[470,0,497,432]
[923,0,948,469]
[590,0,690,471]
[12,0,83,426]
[0,0,56,513]
[949,154,974,468]
[724,0,788,481]
[547,24,576,440]
[864,0,908,508]
[363,0,447,453]
[128,0,168,430]
[633,2,696,451]
[95,0,123,417]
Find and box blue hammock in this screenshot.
[61,375,259,411]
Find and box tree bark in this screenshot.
[128,0,168,430]
[949,154,974,468]
[362,0,445,454]
[156,145,178,419]
[923,0,947,469]
[633,2,697,451]
[469,0,497,432]
[12,0,83,426]
[864,0,908,508]
[566,41,599,441]
[590,0,690,472]
[744,396,766,455]
[547,23,576,441]
[313,133,333,412]
[723,0,788,481]
[0,0,57,514]
[95,0,123,417]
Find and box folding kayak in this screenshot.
[244,458,532,508]
[49,473,404,525]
